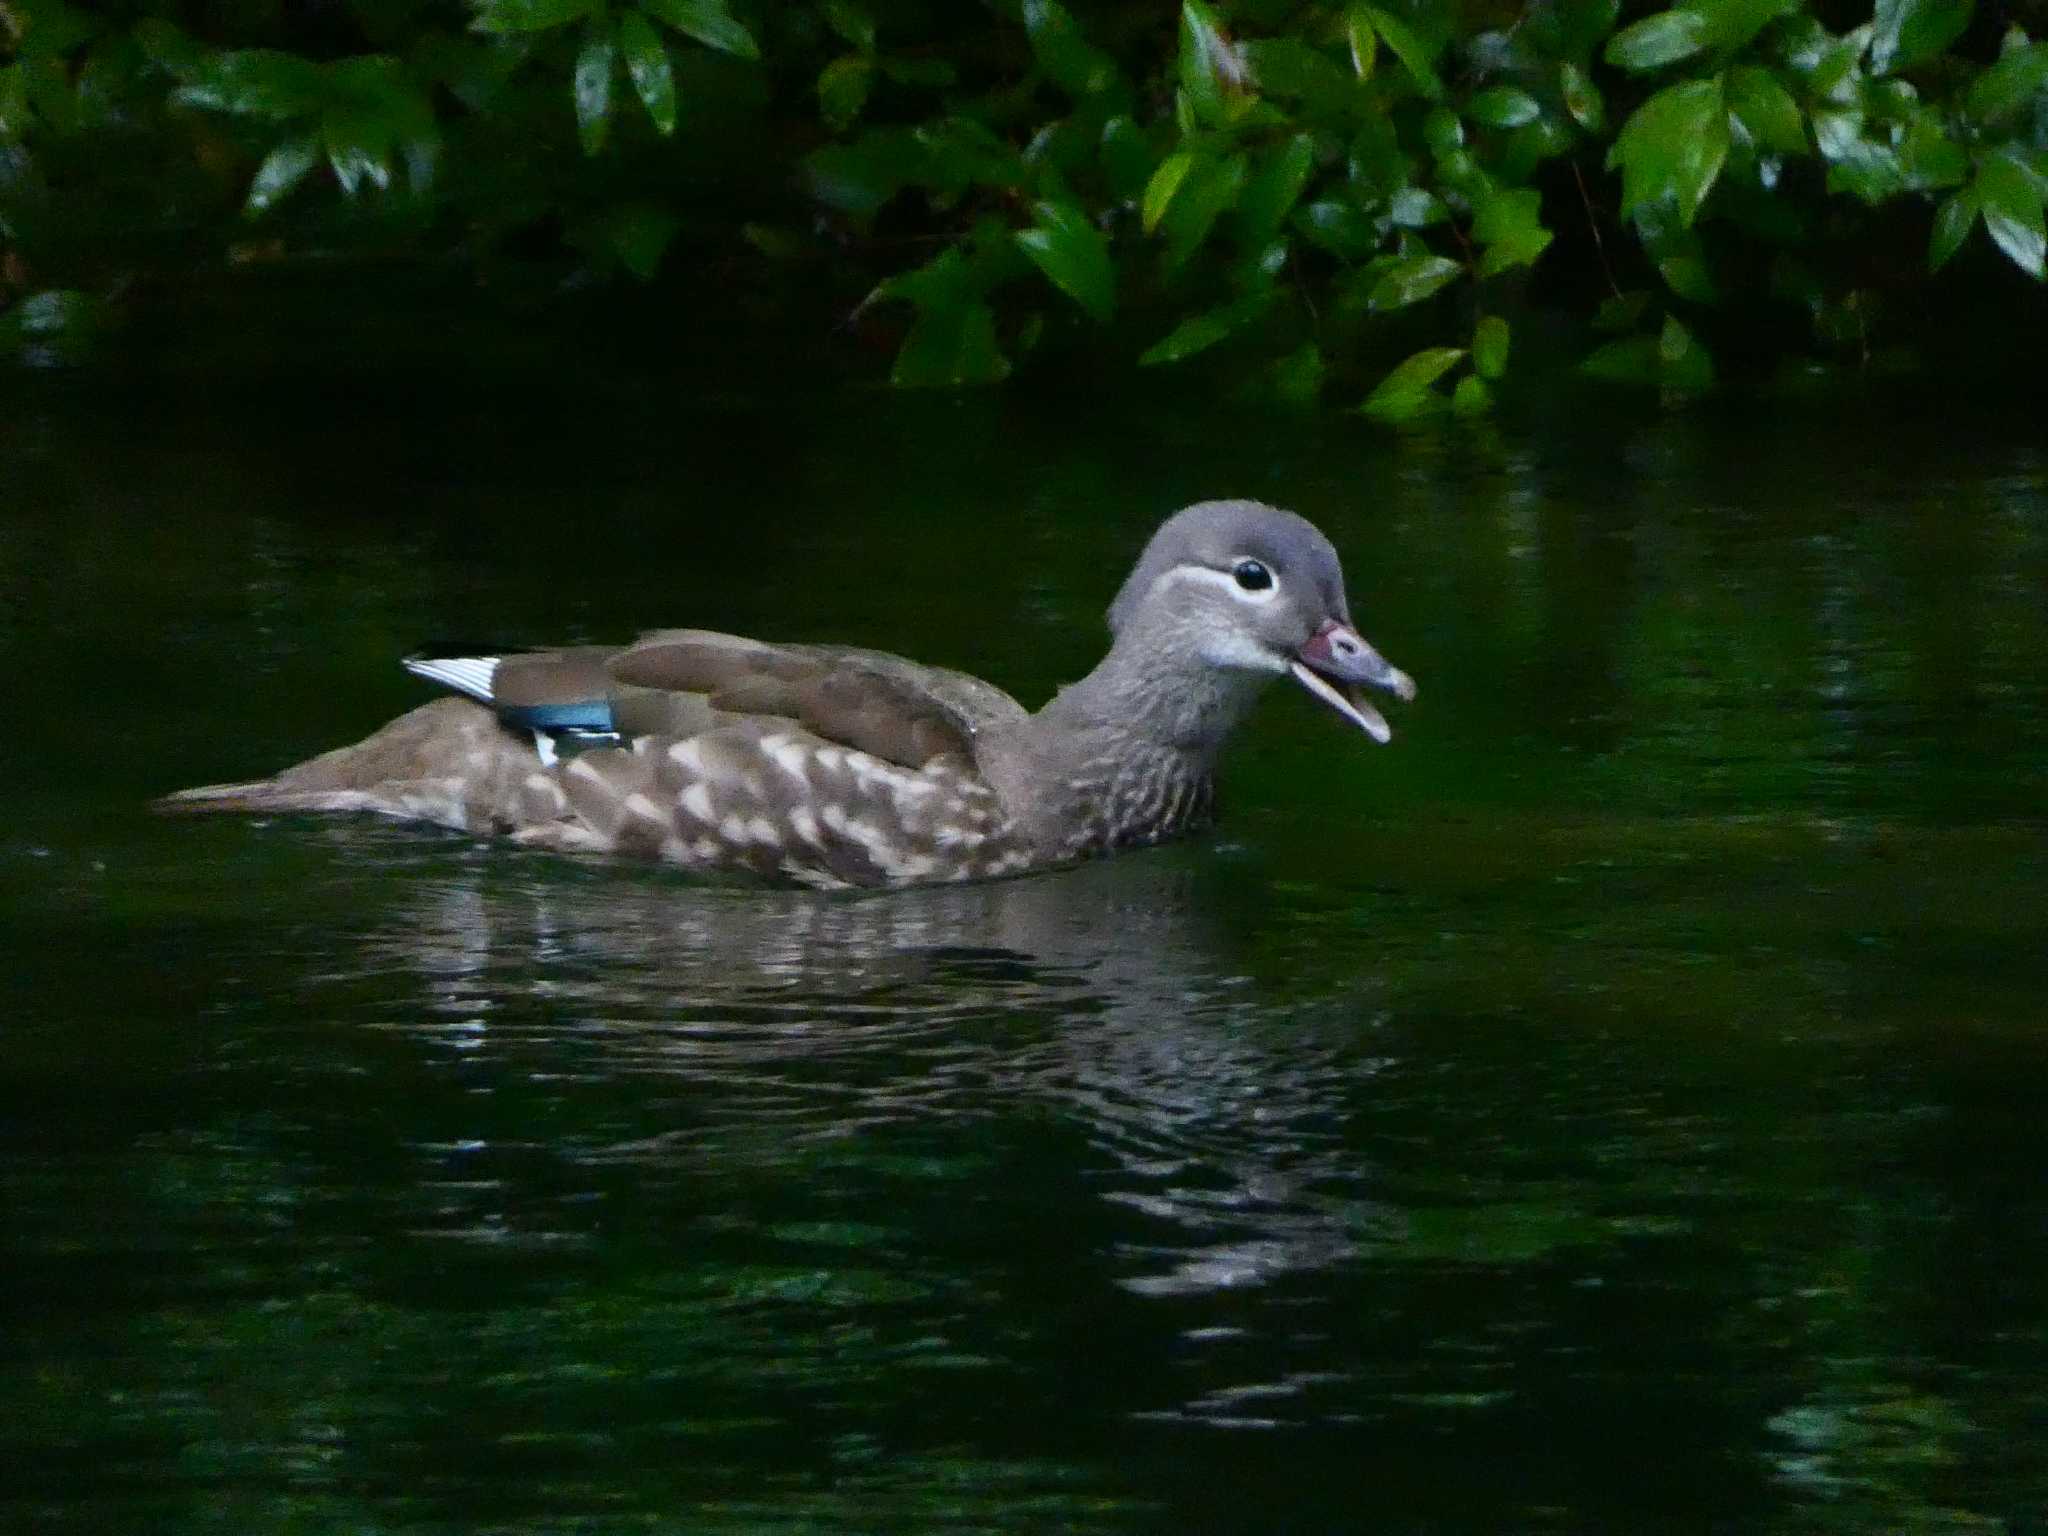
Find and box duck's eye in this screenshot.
[1232,559,1273,592]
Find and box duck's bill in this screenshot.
[1291,620,1416,744]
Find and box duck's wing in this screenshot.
[605,629,1026,770]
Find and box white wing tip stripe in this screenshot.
[405,655,501,703]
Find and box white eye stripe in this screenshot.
[1156,562,1283,605]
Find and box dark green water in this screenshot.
[5,366,2046,1534]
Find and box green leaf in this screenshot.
[574,28,614,156]
[1388,185,1447,226]
[1296,197,1380,258]
[243,136,320,215]
[1016,200,1114,322]
[1473,314,1510,378]
[1362,346,1466,419]
[1814,112,1904,204]
[1099,116,1151,199]
[1470,87,1541,128]
[1142,152,1196,234]
[1603,9,1710,72]
[618,11,677,134]
[169,49,324,120]
[1159,152,1246,273]
[1898,111,1968,189]
[1928,186,1979,270]
[1869,0,1972,75]
[1581,333,1659,382]
[640,0,759,61]
[1452,374,1492,415]
[1472,187,1552,273]
[817,53,871,131]
[1179,0,1247,126]
[1361,6,1443,99]
[1022,0,1120,97]
[824,1,875,54]
[1727,66,1806,156]
[1595,290,1651,331]
[1138,293,1271,365]
[1234,133,1315,247]
[1976,153,2047,278]
[471,0,597,32]
[608,202,680,278]
[7,289,101,339]
[1561,62,1605,130]
[1345,6,1379,77]
[1609,76,1730,226]
[1367,253,1462,311]
[1271,342,1325,405]
[1962,37,2048,125]
[1659,313,1714,390]
[894,298,1010,387]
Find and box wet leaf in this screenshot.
[1927,186,1978,271]
[1234,133,1314,246]
[1244,39,1350,109]
[1142,151,1195,233]
[1727,66,1806,156]
[1022,0,1120,98]
[1179,0,1246,126]
[619,11,677,135]
[1869,0,1972,75]
[1159,152,1245,272]
[817,53,871,131]
[1976,153,2046,278]
[1603,9,1710,72]
[244,136,320,215]
[1561,61,1604,130]
[1362,345,1465,418]
[1297,196,1380,259]
[1609,75,1729,225]
[1015,199,1113,321]
[1473,313,1509,378]
[471,0,597,33]
[1360,6,1443,99]
[170,49,323,120]
[1367,253,1461,310]
[1472,187,1552,273]
[1388,185,1446,227]
[1962,37,2048,125]
[574,27,614,156]
[1345,6,1378,77]
[1138,292,1270,364]
[640,0,759,61]
[1470,87,1541,128]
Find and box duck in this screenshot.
[159,500,1415,889]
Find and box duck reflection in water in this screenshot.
[353,842,1394,1307]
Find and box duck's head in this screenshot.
[1106,499,1416,742]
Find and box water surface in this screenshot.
[4,368,2046,1533]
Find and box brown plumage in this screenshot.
[159,501,1415,888]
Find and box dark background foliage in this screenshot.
[3,0,2045,409]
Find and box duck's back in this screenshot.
[162,629,1037,888]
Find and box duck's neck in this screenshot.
[982,622,1275,856]
[1037,627,1272,760]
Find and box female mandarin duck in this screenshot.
[162,501,1415,888]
